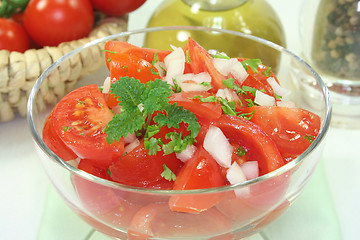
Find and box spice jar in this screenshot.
[311,0,360,81]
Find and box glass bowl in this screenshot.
[27,26,331,240]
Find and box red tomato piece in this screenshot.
[105,41,171,68]
[169,91,222,120]
[23,0,94,47]
[52,85,124,169]
[128,203,232,239]
[91,0,146,16]
[107,53,159,83]
[198,115,285,176]
[78,159,111,180]
[0,18,30,52]
[244,106,321,160]
[169,147,226,213]
[43,111,78,161]
[109,138,183,188]
[184,38,227,91]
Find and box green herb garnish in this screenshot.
[161,164,176,181]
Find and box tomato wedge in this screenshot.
[169,147,226,213]
[107,53,160,83]
[184,38,226,91]
[109,138,183,188]
[105,41,171,67]
[128,203,232,239]
[245,106,321,160]
[43,111,77,161]
[169,91,222,120]
[198,115,285,175]
[52,85,124,169]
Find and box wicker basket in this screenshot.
[0,15,128,122]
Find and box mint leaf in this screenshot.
[110,76,145,109]
[142,79,172,115]
[153,103,200,138]
[106,108,145,143]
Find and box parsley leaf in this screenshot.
[304,135,314,143]
[241,59,262,73]
[193,95,218,103]
[161,164,176,181]
[237,146,246,157]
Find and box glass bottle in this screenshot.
[144,0,286,69]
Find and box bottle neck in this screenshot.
[182,0,249,11]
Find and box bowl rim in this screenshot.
[27,25,332,195]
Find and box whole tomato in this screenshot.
[23,0,94,47]
[0,18,30,52]
[91,0,146,16]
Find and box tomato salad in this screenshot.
[43,38,320,200]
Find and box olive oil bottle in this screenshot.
[144,0,286,68]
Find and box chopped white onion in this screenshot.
[180,82,212,92]
[124,133,137,144]
[276,100,296,108]
[267,77,291,97]
[67,158,80,168]
[124,139,140,154]
[226,162,250,197]
[164,47,185,84]
[176,145,197,162]
[240,161,259,180]
[102,77,111,94]
[203,126,233,168]
[212,58,248,84]
[254,90,276,106]
[216,88,237,102]
[154,61,166,78]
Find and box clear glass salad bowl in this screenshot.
[27,26,331,240]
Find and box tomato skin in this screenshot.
[245,106,321,160]
[184,38,227,91]
[169,147,226,213]
[105,41,171,67]
[52,85,124,169]
[0,18,30,52]
[43,111,78,161]
[23,0,94,47]
[109,139,183,189]
[108,53,159,83]
[91,0,146,16]
[169,91,222,120]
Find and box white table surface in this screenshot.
[1,0,359,239]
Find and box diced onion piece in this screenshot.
[180,82,211,92]
[267,77,291,97]
[212,58,248,84]
[240,161,259,180]
[254,90,276,106]
[164,47,185,84]
[124,133,137,144]
[102,77,111,94]
[216,88,237,101]
[226,162,250,197]
[67,158,80,168]
[124,139,140,154]
[154,61,166,78]
[175,72,211,84]
[277,100,296,108]
[176,145,197,162]
[203,126,233,168]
